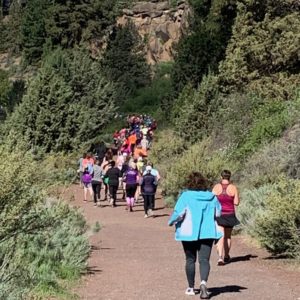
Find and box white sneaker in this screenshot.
[185,288,195,296]
[144,214,149,218]
[147,209,154,217]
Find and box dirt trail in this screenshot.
[65,184,300,300]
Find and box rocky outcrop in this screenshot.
[118,0,191,64]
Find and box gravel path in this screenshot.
[65,185,300,300]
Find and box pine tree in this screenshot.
[101,23,151,101]
[7,49,116,152]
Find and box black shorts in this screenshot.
[216,214,240,228]
[126,184,137,198]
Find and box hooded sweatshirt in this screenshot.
[168,190,222,241]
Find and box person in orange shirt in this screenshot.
[133,145,147,159]
[128,132,137,155]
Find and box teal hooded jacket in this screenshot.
[168,190,223,241]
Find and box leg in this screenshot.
[224,227,233,259]
[97,183,101,200]
[143,195,148,215]
[112,185,118,206]
[83,186,88,201]
[216,225,225,262]
[108,185,114,205]
[92,182,97,203]
[88,185,94,201]
[198,239,213,282]
[182,241,197,288]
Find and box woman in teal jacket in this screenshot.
[168,172,222,299]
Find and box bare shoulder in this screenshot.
[228,183,238,194]
[212,183,222,195]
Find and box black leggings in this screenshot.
[92,181,101,203]
[143,194,154,214]
[109,185,118,205]
[126,184,137,198]
[182,239,214,288]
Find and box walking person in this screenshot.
[168,172,222,299]
[123,161,139,212]
[140,165,157,218]
[77,153,86,187]
[91,159,103,207]
[105,161,122,207]
[82,168,93,202]
[212,170,240,265]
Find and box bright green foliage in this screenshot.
[149,129,187,179]
[162,138,237,200]
[171,0,237,92]
[239,123,300,187]
[254,177,300,258]
[101,23,151,101]
[171,75,219,142]
[7,49,116,152]
[211,92,298,160]
[0,140,89,298]
[219,0,300,100]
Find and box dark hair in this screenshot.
[221,170,231,180]
[184,172,209,191]
[110,161,116,167]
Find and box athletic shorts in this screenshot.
[216,214,240,228]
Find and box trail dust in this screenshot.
[63,184,300,300]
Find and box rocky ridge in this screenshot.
[118,0,191,64]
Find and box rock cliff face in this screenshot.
[118,0,191,64]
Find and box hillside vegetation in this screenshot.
[0,0,299,298]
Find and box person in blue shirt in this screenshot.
[168,172,222,299]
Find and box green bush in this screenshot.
[148,129,187,179]
[0,140,90,298]
[238,184,275,234]
[239,123,300,187]
[254,177,300,258]
[162,138,237,204]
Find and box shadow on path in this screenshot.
[83,266,102,275]
[207,285,248,297]
[153,214,169,218]
[229,254,257,263]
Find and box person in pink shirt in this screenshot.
[212,170,240,265]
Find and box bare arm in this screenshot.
[233,185,240,206]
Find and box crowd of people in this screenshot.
[77,114,241,299]
[77,114,160,218]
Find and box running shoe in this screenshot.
[185,288,195,296]
[97,201,101,207]
[200,284,210,299]
[144,214,149,218]
[94,203,97,206]
[147,209,154,217]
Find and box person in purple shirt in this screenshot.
[82,168,93,202]
[123,161,139,212]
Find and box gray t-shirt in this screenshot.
[92,165,103,182]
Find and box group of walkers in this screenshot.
[77,114,160,218]
[78,114,241,298]
[168,170,240,299]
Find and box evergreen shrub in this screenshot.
[254,177,300,258]
[162,138,237,204]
